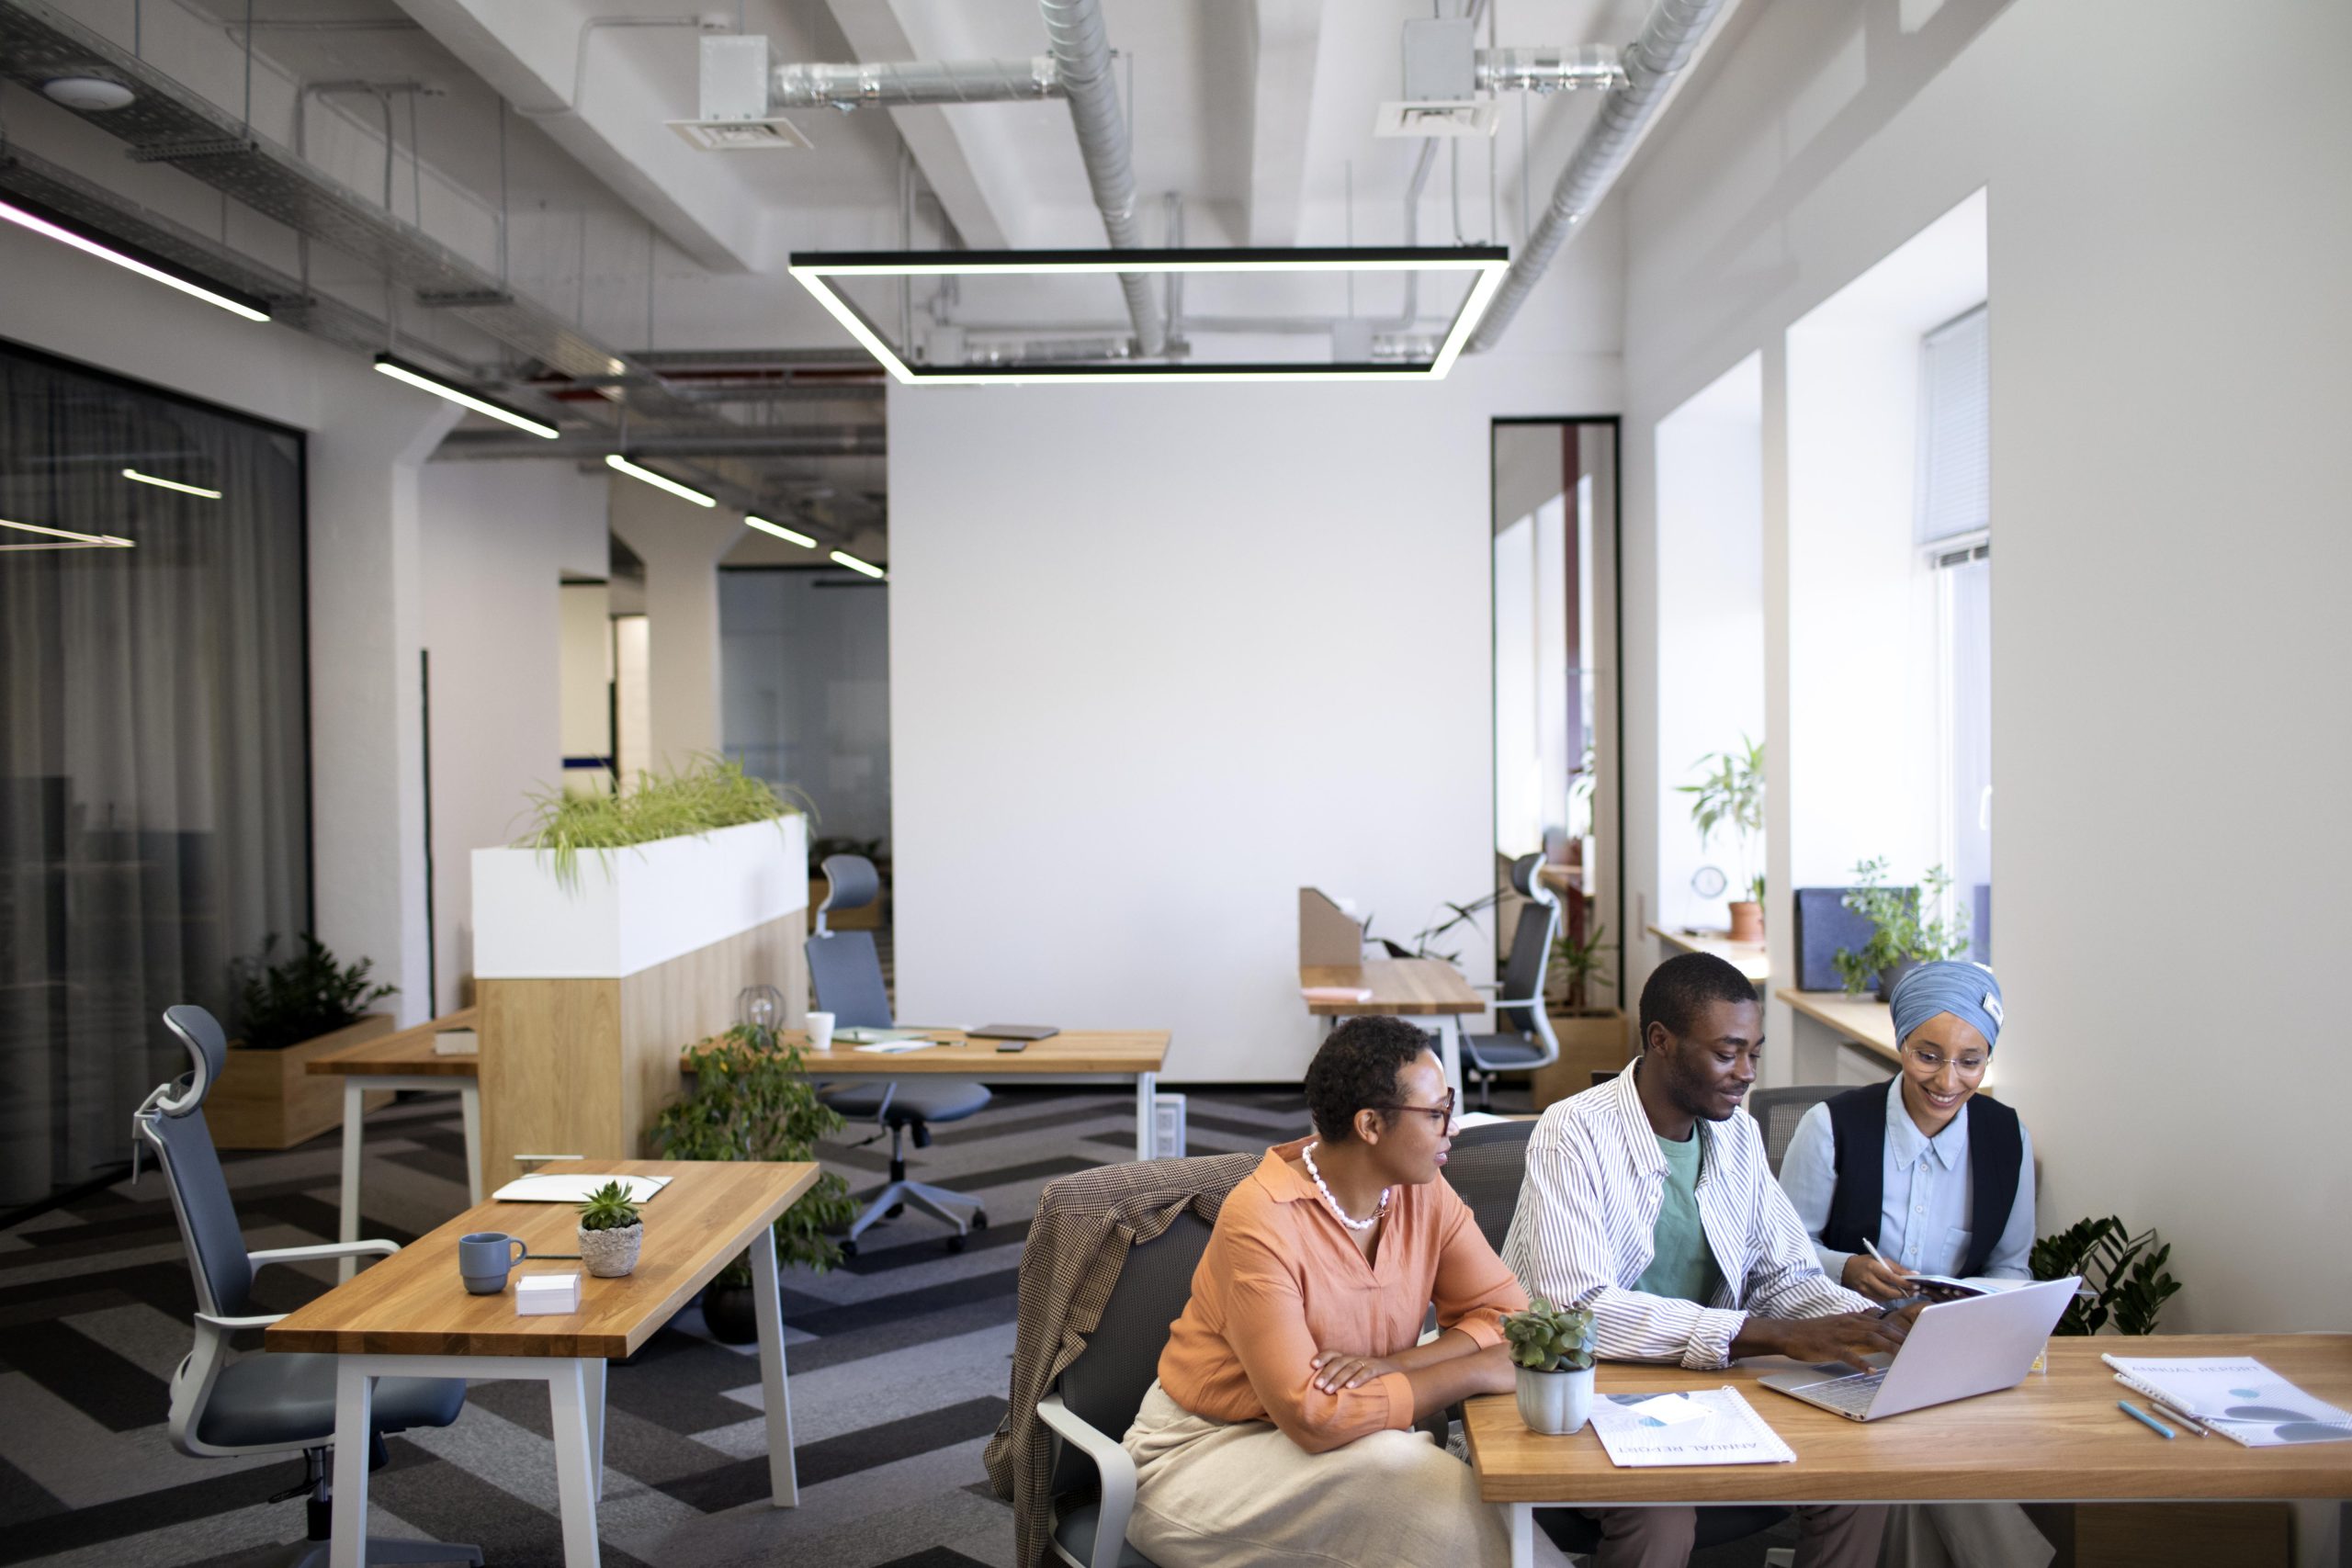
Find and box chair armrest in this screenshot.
[247,1238,399,1270]
[1487,995,1544,1010]
[195,1311,288,1331]
[1036,1393,1137,1568]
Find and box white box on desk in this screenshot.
[516,1271,581,1314]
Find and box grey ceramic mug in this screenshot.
[458,1231,529,1294]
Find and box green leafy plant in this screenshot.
[1549,921,1614,1013]
[516,753,813,893]
[1502,1297,1596,1373]
[232,933,395,1050]
[1830,858,1972,996]
[654,1022,857,1279]
[577,1179,642,1233]
[1679,737,1765,902]
[2031,1216,2182,1337]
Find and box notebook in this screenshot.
[492,1172,671,1204]
[1588,1387,1796,1467]
[2102,1356,2352,1448]
[968,1024,1059,1042]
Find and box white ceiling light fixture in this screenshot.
[373,355,560,439]
[787,247,1510,385]
[605,453,716,508]
[829,549,885,580]
[42,77,136,112]
[0,197,270,322]
[0,517,134,551]
[122,468,221,499]
[744,514,817,547]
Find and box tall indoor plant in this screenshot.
[1679,737,1766,941]
[1832,857,1972,1000]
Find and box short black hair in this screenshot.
[1638,952,1760,1043]
[1304,1016,1434,1142]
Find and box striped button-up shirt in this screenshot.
[1502,1060,1874,1369]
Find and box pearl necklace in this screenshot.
[1300,1142,1390,1233]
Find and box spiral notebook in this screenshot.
[2103,1356,2352,1448]
[1588,1387,1797,1467]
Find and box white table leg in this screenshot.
[582,1358,606,1502]
[338,1080,366,1282]
[1510,1501,1535,1568]
[330,1362,375,1568]
[547,1359,603,1567]
[1135,1071,1157,1162]
[457,1082,483,1204]
[747,1222,798,1506]
[1431,1016,1464,1100]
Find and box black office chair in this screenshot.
[1746,1083,1846,1179]
[807,853,992,1253]
[1462,853,1564,1111]
[136,1005,479,1568]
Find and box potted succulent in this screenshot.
[1679,738,1766,942]
[1505,1298,1598,1436]
[656,1022,857,1343]
[213,934,398,1149]
[577,1180,643,1278]
[1533,923,1626,1110]
[1832,858,1972,1000]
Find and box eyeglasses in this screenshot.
[1379,1091,1459,1129]
[1905,1045,1989,1076]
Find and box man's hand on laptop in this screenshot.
[1733,1309,1917,1372]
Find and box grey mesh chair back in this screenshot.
[1747,1083,1845,1179]
[1496,853,1557,1033]
[1443,1119,1537,1255]
[143,1005,255,1319]
[806,929,894,1029]
[815,852,881,934]
[1049,1210,1215,1496]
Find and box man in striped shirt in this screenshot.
[1502,952,1907,1567]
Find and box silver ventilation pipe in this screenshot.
[1465,0,1728,354]
[1037,0,1165,357]
[770,57,1061,109]
[1475,45,1626,94]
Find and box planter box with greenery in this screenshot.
[1831,857,1971,1001]
[211,935,397,1150]
[1533,921,1628,1109]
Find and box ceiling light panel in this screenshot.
[373,355,560,439]
[0,196,270,321]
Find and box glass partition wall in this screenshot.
[1492,419,1621,1012]
[0,343,311,1211]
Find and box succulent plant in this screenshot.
[577,1179,642,1233]
[1503,1297,1596,1373]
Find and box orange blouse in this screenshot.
[1155,1138,1528,1454]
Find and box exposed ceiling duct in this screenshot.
[770,56,1063,110]
[1035,0,1163,358]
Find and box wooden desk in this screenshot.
[270,1158,820,1568]
[1466,1335,2352,1567]
[694,1029,1173,1161]
[1301,958,1484,1096]
[1647,923,1770,984]
[1782,987,1901,1071]
[309,1007,482,1280]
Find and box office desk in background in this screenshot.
[309,1007,483,1280]
[1465,1334,2352,1568]
[1781,987,1905,1082]
[271,1158,820,1568]
[1647,923,1770,985]
[1301,958,1484,1096]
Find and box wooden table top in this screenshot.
[1647,924,1770,983]
[1300,958,1484,1016]
[266,1159,819,1359]
[1781,988,1899,1062]
[686,1029,1170,1077]
[1465,1336,2352,1504]
[306,1007,481,1077]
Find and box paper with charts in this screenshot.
[2104,1356,2352,1448]
[491,1173,672,1204]
[1587,1387,1797,1467]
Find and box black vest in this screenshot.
[1821,1081,2022,1280]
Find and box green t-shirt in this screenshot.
[1634,1129,1723,1304]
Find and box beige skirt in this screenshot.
[1120,1381,1511,1568]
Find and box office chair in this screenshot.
[136,1005,479,1568]
[1461,852,1564,1111]
[1745,1083,1848,1179]
[806,853,992,1253]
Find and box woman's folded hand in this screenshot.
[1308,1349,1402,1393]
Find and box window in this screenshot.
[1919,307,1991,955]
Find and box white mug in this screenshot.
[806,1010,836,1052]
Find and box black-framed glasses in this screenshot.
[1378,1090,1458,1129]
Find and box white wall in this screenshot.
[608,480,745,771]
[1615,0,2352,1342]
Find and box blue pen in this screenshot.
[2118,1400,2175,1439]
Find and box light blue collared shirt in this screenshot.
[1778,1078,2036,1283]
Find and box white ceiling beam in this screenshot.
[820,0,1019,250]
[1243,0,1326,246]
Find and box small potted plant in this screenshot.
[1679,738,1765,942]
[1832,857,1972,1000]
[1504,1297,1598,1436]
[576,1180,643,1278]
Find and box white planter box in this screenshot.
[472,815,808,979]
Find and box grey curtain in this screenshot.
[0,343,310,1208]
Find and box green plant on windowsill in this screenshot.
[232,933,395,1051]
[1502,1298,1596,1373]
[1830,858,1971,998]
[514,752,815,893]
[1679,737,1766,903]
[2031,1216,2183,1337]
[1548,922,1614,1014]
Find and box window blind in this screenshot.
[1916,303,1988,545]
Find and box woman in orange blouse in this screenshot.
[1121,1016,1526,1567]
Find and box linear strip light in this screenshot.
[0,516,134,550]
[745,514,817,547]
[829,549,885,580]
[788,246,1510,385]
[122,468,221,499]
[373,355,560,439]
[605,453,716,508]
[0,196,271,322]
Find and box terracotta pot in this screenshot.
[1516,1365,1595,1436]
[1726,900,1764,942]
[578,1222,642,1278]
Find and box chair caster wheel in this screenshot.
[945,1234,966,1253]
[839,1239,857,1258]
[970,1211,989,1231]
[887,1202,906,1219]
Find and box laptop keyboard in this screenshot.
[1802,1371,1887,1416]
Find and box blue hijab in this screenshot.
[1888,960,2005,1050]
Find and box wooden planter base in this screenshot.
[1531,1010,1631,1111]
[209,1014,397,1150]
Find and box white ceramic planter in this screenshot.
[472,814,808,979]
[1515,1364,1596,1436]
[578,1222,642,1278]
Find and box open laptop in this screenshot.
[1758,1276,2079,1421]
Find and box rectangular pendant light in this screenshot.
[787,246,1510,385]
[829,549,885,580]
[373,354,560,439]
[605,454,716,508]
[0,517,134,550]
[0,196,271,322]
[745,514,817,547]
[122,468,222,499]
